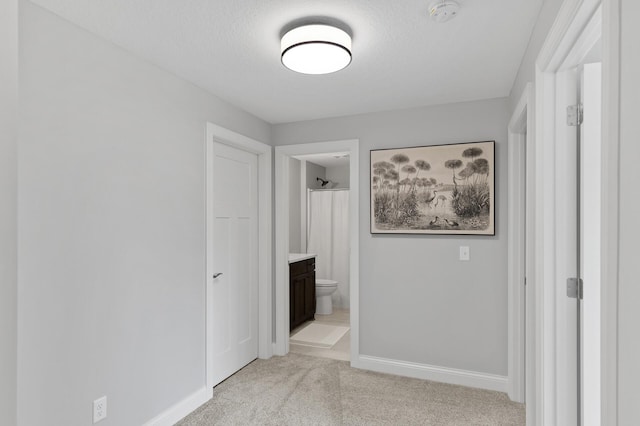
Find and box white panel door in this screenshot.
[580,62,602,426]
[556,67,580,426]
[209,141,258,387]
[557,63,602,426]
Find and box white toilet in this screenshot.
[315,279,338,315]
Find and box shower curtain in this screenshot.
[307,189,350,308]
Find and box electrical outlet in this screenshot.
[459,246,470,261]
[93,396,107,423]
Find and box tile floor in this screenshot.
[289,308,350,361]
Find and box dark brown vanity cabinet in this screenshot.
[289,258,316,331]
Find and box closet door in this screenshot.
[208,142,259,387]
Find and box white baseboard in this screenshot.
[143,386,212,426]
[357,355,508,393]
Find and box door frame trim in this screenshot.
[534,0,611,423]
[507,83,532,405]
[273,139,360,366]
[205,122,273,390]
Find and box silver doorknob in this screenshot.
[213,273,223,279]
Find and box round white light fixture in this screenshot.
[281,24,352,75]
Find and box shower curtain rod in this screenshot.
[308,188,349,192]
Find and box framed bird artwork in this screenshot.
[370,141,495,235]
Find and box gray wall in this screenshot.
[618,0,640,422]
[508,0,563,109]
[18,3,270,425]
[0,0,18,423]
[273,98,510,375]
[326,165,350,189]
[288,159,328,255]
[288,157,302,253]
[306,161,326,190]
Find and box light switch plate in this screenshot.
[459,246,470,261]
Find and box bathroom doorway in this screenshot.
[274,139,360,367]
[290,156,350,361]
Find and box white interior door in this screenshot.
[580,62,602,426]
[556,62,602,426]
[209,141,258,387]
[556,67,580,426]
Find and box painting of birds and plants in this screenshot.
[370,141,495,235]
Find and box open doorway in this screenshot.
[287,153,351,361]
[274,140,360,367]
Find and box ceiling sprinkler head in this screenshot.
[429,1,461,23]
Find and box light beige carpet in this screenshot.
[290,323,350,348]
[177,353,524,425]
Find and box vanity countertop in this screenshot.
[288,253,317,264]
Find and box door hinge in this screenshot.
[567,277,583,299]
[567,104,584,126]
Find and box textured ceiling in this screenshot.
[30,0,543,124]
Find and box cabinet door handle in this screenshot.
[213,273,223,279]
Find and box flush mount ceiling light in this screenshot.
[281,24,352,75]
[429,1,461,23]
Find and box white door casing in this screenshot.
[507,83,532,405]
